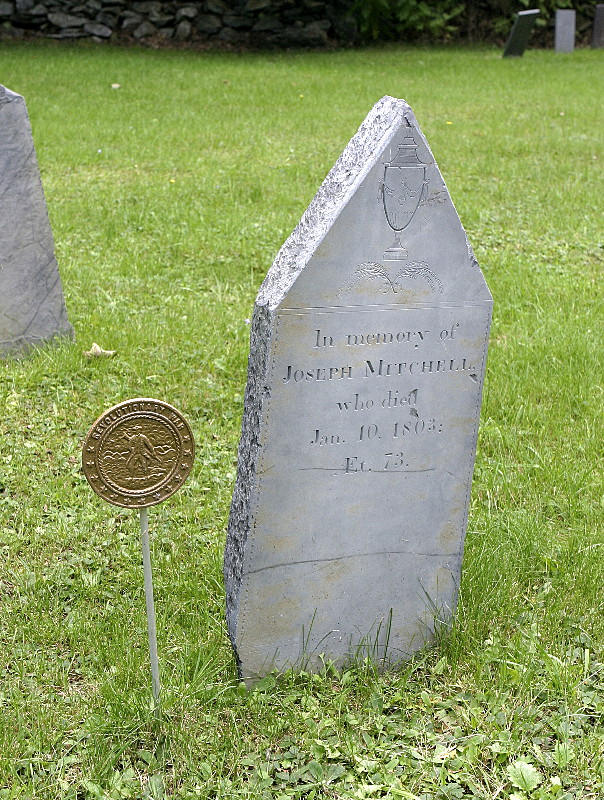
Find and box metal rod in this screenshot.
[140,506,161,718]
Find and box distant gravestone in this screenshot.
[225,97,492,683]
[555,9,576,53]
[0,84,73,356]
[503,9,540,57]
[592,4,604,47]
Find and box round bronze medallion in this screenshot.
[82,399,195,508]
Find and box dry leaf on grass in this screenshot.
[84,343,116,358]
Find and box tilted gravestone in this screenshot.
[555,9,576,53]
[503,9,540,57]
[0,84,73,356]
[225,96,492,683]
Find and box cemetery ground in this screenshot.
[0,41,602,800]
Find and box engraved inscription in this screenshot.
[274,308,485,489]
[336,389,417,412]
[310,430,344,446]
[282,357,476,382]
[283,365,353,383]
[345,330,429,347]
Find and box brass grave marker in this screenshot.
[83,398,194,508]
[83,398,195,715]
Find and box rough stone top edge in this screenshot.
[256,96,416,310]
[0,85,21,104]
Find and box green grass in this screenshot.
[0,41,602,798]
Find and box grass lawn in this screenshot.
[0,40,602,799]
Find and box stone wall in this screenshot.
[0,0,358,46]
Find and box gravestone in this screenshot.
[555,9,575,53]
[503,9,540,57]
[225,96,492,683]
[592,4,604,47]
[0,84,73,356]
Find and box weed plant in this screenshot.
[0,42,602,799]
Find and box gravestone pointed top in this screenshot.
[226,97,492,683]
[258,96,412,308]
[258,95,489,313]
[0,84,74,357]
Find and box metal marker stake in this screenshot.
[82,399,195,722]
[140,506,161,718]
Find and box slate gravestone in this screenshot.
[592,4,604,47]
[225,96,492,683]
[503,9,540,57]
[555,9,575,53]
[0,85,73,356]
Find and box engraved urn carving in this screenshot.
[379,131,427,260]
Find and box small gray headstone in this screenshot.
[592,4,604,47]
[503,9,540,57]
[555,9,575,53]
[0,85,73,357]
[225,97,492,683]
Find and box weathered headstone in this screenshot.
[592,4,604,47]
[555,9,576,53]
[0,84,73,356]
[503,9,540,57]
[225,96,492,683]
